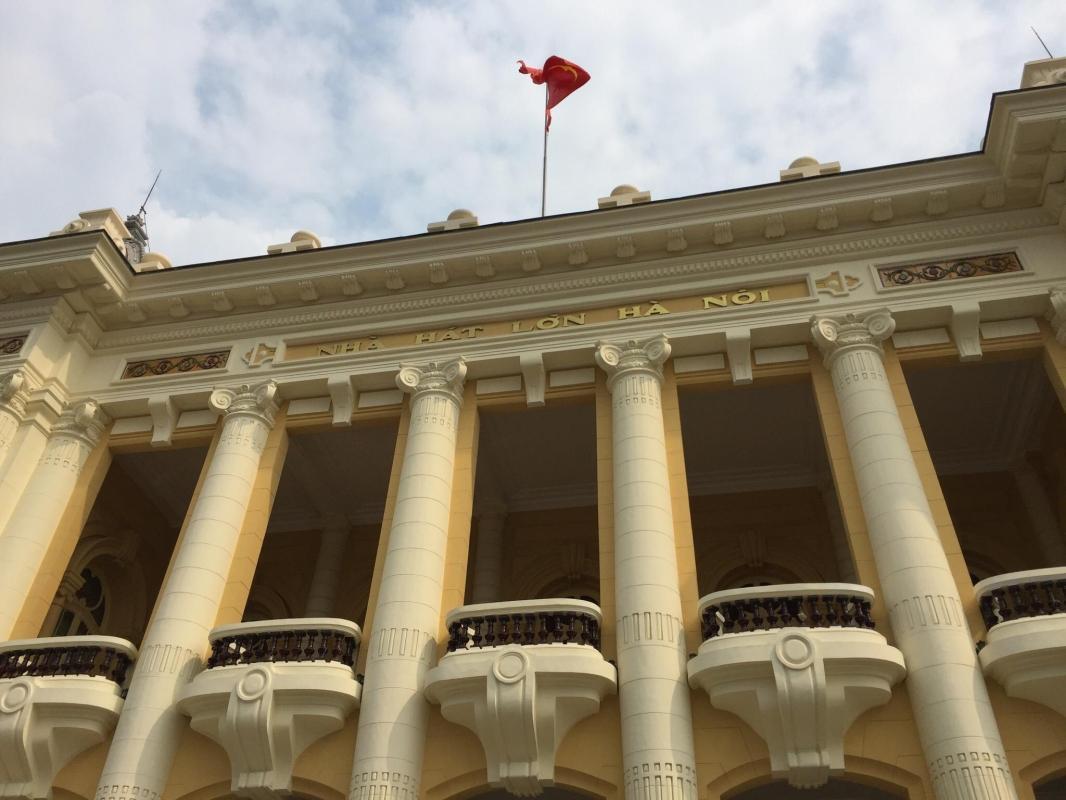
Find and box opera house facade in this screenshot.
[0,57,1065,800]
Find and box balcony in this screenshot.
[976,568,1066,718]
[687,584,905,789]
[424,599,617,797]
[0,635,136,800]
[176,618,362,800]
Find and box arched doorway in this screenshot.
[728,779,904,799]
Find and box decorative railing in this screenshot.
[0,635,137,685]
[698,583,876,640]
[445,599,603,653]
[206,618,361,669]
[974,569,1066,631]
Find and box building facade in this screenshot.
[0,57,1065,800]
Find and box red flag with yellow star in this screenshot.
[518,55,590,130]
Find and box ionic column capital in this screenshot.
[594,334,671,391]
[810,309,896,367]
[209,380,279,428]
[51,399,110,448]
[1048,287,1066,344]
[0,369,31,419]
[395,358,467,404]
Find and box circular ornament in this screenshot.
[236,667,270,701]
[774,632,816,671]
[492,649,530,684]
[0,681,31,713]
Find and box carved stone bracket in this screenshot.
[810,309,896,367]
[594,334,671,391]
[395,358,467,404]
[209,381,280,429]
[689,618,905,788]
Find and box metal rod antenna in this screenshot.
[139,169,163,216]
[1031,27,1054,59]
[540,85,549,217]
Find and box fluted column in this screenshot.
[348,359,467,800]
[470,507,506,603]
[304,513,351,617]
[812,310,1017,800]
[1013,462,1066,566]
[95,381,280,800]
[595,336,697,800]
[0,398,109,640]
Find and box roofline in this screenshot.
[0,85,1049,276]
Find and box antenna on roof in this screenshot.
[124,169,161,265]
[1031,27,1055,59]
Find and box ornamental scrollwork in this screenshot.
[394,358,467,404]
[209,381,279,429]
[594,334,671,390]
[810,310,896,366]
[121,350,230,380]
[877,251,1022,289]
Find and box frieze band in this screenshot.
[877,251,1022,288]
[122,350,230,380]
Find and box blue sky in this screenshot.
[2,1,1065,265]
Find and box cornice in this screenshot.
[95,208,1052,349]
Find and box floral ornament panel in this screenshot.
[122,350,230,379]
[877,252,1022,288]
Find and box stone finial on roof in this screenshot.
[51,208,131,252]
[267,230,322,255]
[428,209,478,233]
[1020,56,1066,89]
[598,184,652,209]
[135,252,173,273]
[779,156,841,182]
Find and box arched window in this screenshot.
[51,567,107,637]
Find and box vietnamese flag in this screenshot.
[517,55,590,130]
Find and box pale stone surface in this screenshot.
[811,310,1018,800]
[688,584,905,789]
[94,382,281,800]
[0,400,109,640]
[348,359,467,800]
[425,601,616,796]
[595,335,698,800]
[177,619,362,800]
[0,636,136,800]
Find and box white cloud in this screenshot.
[1,1,1064,264]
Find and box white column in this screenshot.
[1013,463,1066,566]
[470,508,506,604]
[595,336,697,800]
[304,513,350,617]
[812,310,1017,800]
[0,369,29,478]
[0,398,109,640]
[348,359,466,800]
[94,381,280,800]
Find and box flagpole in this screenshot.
[540,83,549,217]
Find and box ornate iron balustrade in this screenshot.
[207,619,360,669]
[445,600,603,652]
[0,639,134,685]
[699,585,876,640]
[976,572,1066,631]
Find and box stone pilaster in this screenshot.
[811,310,1017,800]
[470,507,506,604]
[595,335,697,800]
[94,382,280,800]
[0,369,30,455]
[304,513,351,617]
[348,359,467,800]
[0,399,109,640]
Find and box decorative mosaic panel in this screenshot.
[877,252,1022,288]
[122,350,229,379]
[0,333,27,356]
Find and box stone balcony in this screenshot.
[176,618,362,800]
[424,599,617,797]
[976,568,1066,718]
[687,584,905,789]
[0,635,137,800]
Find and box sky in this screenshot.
[2,1,1065,266]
